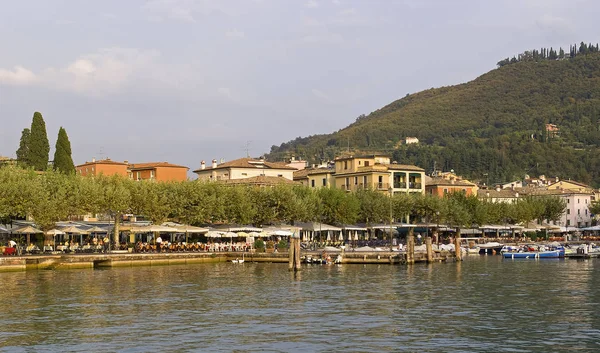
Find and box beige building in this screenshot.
[193,157,296,181]
[332,154,425,194]
[294,167,336,189]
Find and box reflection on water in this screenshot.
[0,257,600,352]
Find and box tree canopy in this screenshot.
[53,127,75,174]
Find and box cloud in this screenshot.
[225,29,245,39]
[306,0,319,8]
[0,66,37,85]
[0,48,161,96]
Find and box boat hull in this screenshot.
[503,250,565,259]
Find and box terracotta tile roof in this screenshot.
[193,157,296,173]
[219,175,299,186]
[76,159,128,167]
[477,189,519,198]
[334,154,389,161]
[547,180,593,190]
[129,162,188,170]
[518,188,593,196]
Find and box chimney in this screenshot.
[201,160,206,170]
[496,186,501,192]
[212,159,217,168]
[124,160,128,164]
[92,158,96,162]
[511,184,515,190]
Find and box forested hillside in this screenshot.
[268,44,600,187]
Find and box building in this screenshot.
[405,137,419,145]
[76,158,128,177]
[478,188,520,204]
[547,180,594,194]
[193,157,296,181]
[293,167,335,189]
[332,154,425,194]
[128,162,188,182]
[219,175,299,187]
[425,172,478,197]
[522,188,594,228]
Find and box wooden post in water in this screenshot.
[406,227,415,264]
[426,236,433,263]
[288,235,302,271]
[454,228,462,261]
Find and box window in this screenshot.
[365,161,370,167]
[443,188,448,194]
[354,176,358,185]
[567,209,570,215]
[344,161,348,169]
[363,175,367,185]
[567,199,570,203]
[322,178,326,186]
[359,161,362,165]
[345,177,349,188]
[578,209,580,215]
[567,220,571,226]
[91,167,95,172]
[578,199,580,204]
[586,199,588,204]
[311,180,315,187]
[586,209,588,215]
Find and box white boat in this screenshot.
[479,242,504,255]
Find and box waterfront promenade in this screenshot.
[0,248,454,272]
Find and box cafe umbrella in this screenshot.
[12,225,43,246]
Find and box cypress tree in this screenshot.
[28,112,50,171]
[16,128,31,167]
[53,127,75,174]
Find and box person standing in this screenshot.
[8,239,17,248]
[156,235,163,253]
[103,235,109,253]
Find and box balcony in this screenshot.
[393,181,407,189]
[409,182,422,189]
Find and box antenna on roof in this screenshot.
[97,146,105,161]
[243,141,252,158]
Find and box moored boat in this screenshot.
[479,242,504,255]
[503,250,565,259]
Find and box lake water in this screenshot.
[0,256,599,352]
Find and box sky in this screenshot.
[0,0,598,174]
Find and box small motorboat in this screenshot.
[479,242,504,255]
[503,250,565,259]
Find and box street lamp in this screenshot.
[389,187,394,251]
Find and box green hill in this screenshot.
[268,47,600,187]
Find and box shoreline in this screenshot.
[0,250,454,272]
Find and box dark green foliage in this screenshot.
[267,49,600,187]
[28,112,50,171]
[53,127,75,174]
[15,128,31,167]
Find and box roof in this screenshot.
[385,164,425,172]
[77,159,128,167]
[547,180,593,190]
[519,188,593,196]
[293,167,335,180]
[129,162,188,170]
[478,189,519,198]
[426,177,477,187]
[219,175,299,186]
[193,157,296,173]
[334,154,389,161]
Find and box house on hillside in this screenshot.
[193,157,296,182]
[128,162,189,182]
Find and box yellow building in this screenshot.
[293,168,335,189]
[332,154,425,194]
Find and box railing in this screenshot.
[394,182,407,189]
[409,182,422,189]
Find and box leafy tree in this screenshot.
[15,128,31,167]
[28,112,51,171]
[53,127,75,174]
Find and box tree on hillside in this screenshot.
[15,128,31,167]
[53,127,75,174]
[29,112,50,171]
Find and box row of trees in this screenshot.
[0,167,570,243]
[497,42,600,67]
[16,112,75,174]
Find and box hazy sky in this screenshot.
[0,0,596,172]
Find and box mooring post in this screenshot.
[289,235,301,272]
[454,228,462,261]
[295,236,301,270]
[407,227,415,264]
[426,236,433,263]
